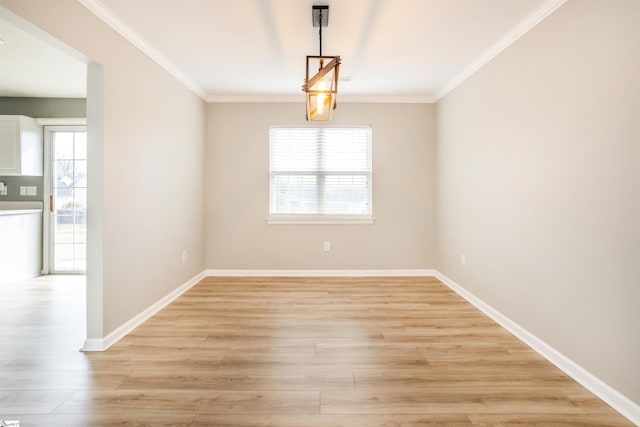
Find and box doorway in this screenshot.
[44,126,87,273]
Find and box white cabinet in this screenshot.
[0,115,43,176]
[0,204,43,285]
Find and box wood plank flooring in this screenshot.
[0,275,632,426]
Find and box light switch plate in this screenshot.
[20,186,27,196]
[27,186,37,196]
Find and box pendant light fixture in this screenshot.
[302,5,341,122]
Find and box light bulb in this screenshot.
[316,77,327,114]
[316,77,329,114]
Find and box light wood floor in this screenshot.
[0,275,632,426]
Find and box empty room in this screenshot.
[0,0,638,426]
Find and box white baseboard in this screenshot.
[80,338,104,352]
[205,269,437,277]
[434,271,640,426]
[81,271,206,352]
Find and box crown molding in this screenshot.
[77,0,207,100]
[433,0,568,101]
[341,95,436,104]
[78,0,565,105]
[207,95,301,103]
[206,95,435,104]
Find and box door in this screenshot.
[44,126,87,273]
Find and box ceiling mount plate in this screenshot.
[312,5,329,27]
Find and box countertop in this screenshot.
[0,201,44,215]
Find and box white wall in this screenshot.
[436,0,640,404]
[0,0,206,336]
[206,102,436,270]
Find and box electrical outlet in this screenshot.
[461,253,466,267]
[182,250,187,263]
[323,241,331,252]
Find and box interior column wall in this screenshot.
[0,0,207,338]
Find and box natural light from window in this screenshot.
[268,126,373,224]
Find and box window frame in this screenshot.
[267,125,374,225]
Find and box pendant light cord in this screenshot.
[319,9,323,56]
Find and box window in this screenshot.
[269,126,373,224]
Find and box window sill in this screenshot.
[266,215,375,225]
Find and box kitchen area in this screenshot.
[0,108,87,286]
[1,10,87,286]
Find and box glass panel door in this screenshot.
[50,128,87,273]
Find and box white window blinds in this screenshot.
[269,126,372,217]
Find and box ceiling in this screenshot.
[1,0,566,101]
[0,15,86,98]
